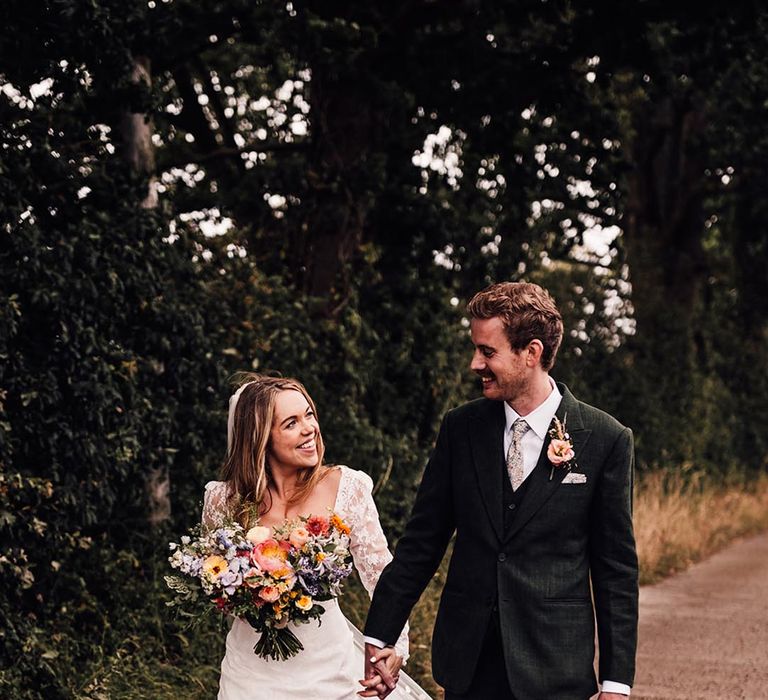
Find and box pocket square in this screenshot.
[562,472,587,484]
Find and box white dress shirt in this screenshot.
[503,379,562,480]
[368,380,630,695]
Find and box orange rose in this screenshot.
[259,586,280,602]
[547,439,575,465]
[289,526,311,548]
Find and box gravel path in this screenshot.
[631,532,768,699]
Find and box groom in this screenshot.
[362,282,638,699]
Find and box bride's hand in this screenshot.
[359,644,401,698]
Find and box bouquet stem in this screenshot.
[252,626,304,661]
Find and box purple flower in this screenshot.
[217,531,234,549]
[298,572,321,597]
[219,570,242,595]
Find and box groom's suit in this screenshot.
[365,384,638,699]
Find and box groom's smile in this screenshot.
[469,316,530,403]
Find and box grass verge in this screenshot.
[634,470,768,584]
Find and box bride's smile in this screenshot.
[268,389,321,472]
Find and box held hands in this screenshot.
[358,642,402,698]
[598,694,630,699]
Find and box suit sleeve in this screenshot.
[589,426,639,687]
[364,412,456,644]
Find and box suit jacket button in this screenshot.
[508,503,516,511]
[497,553,507,562]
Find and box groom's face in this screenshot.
[470,316,529,402]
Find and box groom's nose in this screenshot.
[470,349,485,372]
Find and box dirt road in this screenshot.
[631,532,768,699]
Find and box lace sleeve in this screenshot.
[201,481,229,529]
[340,468,409,662]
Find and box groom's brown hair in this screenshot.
[467,281,564,371]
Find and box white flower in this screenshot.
[246,525,271,545]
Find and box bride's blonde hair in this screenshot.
[221,373,327,527]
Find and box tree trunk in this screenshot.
[623,96,707,337]
[120,55,158,209]
[121,54,170,525]
[298,53,377,310]
[622,95,709,466]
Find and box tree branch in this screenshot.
[158,141,310,170]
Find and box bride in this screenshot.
[202,374,431,700]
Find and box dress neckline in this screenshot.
[252,465,349,529]
[331,464,348,513]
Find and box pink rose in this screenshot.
[251,539,294,578]
[547,439,575,465]
[289,526,310,549]
[258,586,280,602]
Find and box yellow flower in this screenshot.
[330,514,351,535]
[315,552,326,563]
[295,595,313,611]
[202,555,227,578]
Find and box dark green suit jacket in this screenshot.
[365,384,638,699]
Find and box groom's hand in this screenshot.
[359,642,398,698]
[598,694,629,699]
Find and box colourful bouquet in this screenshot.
[165,513,354,660]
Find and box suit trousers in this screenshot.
[444,609,515,700]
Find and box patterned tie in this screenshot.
[506,419,529,491]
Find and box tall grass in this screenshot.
[633,470,768,584]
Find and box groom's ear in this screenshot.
[524,339,544,367]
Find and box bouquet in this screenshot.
[165,513,354,660]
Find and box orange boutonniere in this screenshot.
[547,416,577,480]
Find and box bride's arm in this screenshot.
[201,481,229,529]
[344,471,410,663]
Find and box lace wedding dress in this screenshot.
[202,465,432,700]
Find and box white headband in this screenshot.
[226,381,256,453]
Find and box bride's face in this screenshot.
[267,389,320,472]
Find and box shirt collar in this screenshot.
[504,378,562,440]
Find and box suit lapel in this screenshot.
[468,400,506,542]
[504,384,592,542]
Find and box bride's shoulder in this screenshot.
[204,480,229,498]
[333,465,374,493]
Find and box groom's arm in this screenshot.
[364,411,456,644]
[589,426,639,690]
